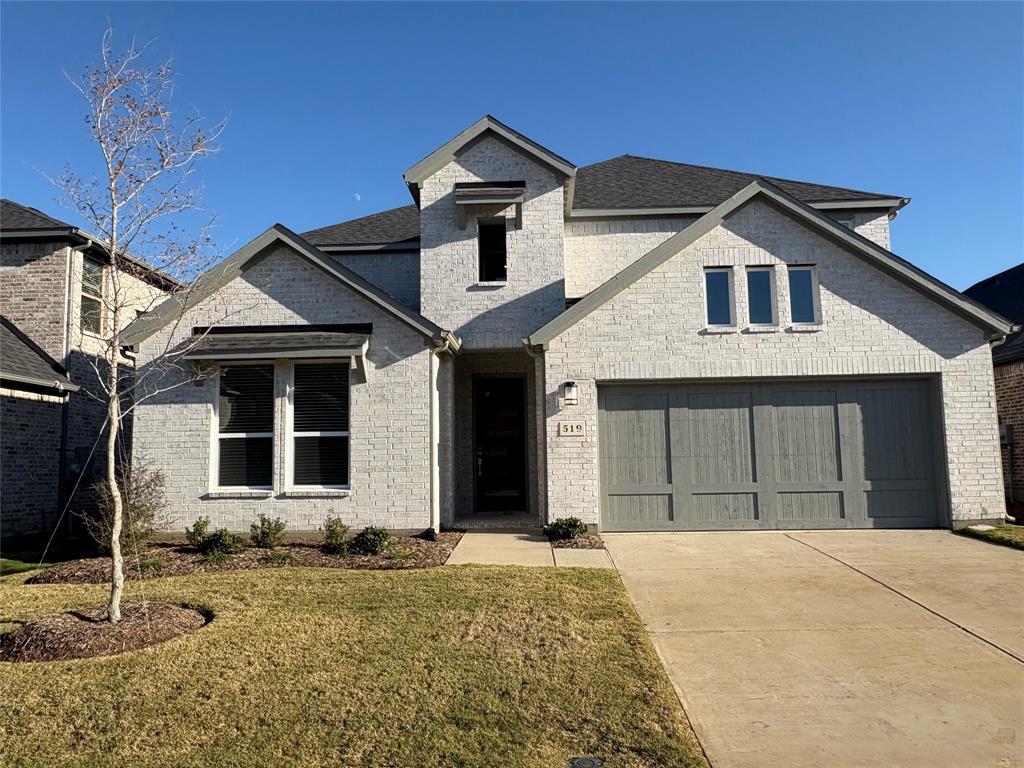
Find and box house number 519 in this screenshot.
[559,421,585,437]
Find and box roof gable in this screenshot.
[122,225,458,348]
[0,316,78,393]
[529,180,1013,347]
[403,115,576,191]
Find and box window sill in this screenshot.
[702,325,738,335]
[279,488,351,498]
[743,325,780,334]
[470,281,507,290]
[786,324,823,333]
[204,490,273,499]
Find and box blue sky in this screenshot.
[2,2,1021,290]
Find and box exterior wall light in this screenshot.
[563,381,579,406]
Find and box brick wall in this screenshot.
[994,358,1024,502]
[132,244,434,532]
[0,241,71,361]
[419,135,566,349]
[333,251,420,311]
[1,390,64,542]
[544,199,1004,526]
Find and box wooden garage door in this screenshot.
[598,380,943,531]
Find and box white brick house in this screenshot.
[125,116,1015,533]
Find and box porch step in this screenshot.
[451,514,542,531]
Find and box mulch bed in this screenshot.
[27,532,464,586]
[0,601,208,662]
[549,534,605,550]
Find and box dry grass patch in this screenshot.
[0,566,707,768]
[958,524,1024,550]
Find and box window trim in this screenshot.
[704,267,736,329]
[787,265,822,326]
[211,363,275,492]
[80,256,105,336]
[285,359,351,491]
[477,216,508,284]
[745,266,778,327]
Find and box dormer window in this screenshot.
[478,218,507,283]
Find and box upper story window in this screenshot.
[478,218,507,283]
[746,267,776,326]
[704,268,734,327]
[81,257,104,335]
[289,362,350,488]
[216,365,274,488]
[788,266,820,325]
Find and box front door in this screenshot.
[474,376,527,512]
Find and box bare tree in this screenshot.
[52,26,225,622]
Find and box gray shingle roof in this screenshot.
[964,263,1024,364]
[302,156,905,247]
[302,205,420,247]
[0,316,77,392]
[0,199,74,231]
[572,155,903,210]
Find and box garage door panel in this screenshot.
[684,392,756,485]
[599,379,941,531]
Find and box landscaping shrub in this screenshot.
[349,526,390,556]
[198,529,246,558]
[543,517,588,541]
[419,528,437,542]
[264,550,297,566]
[84,463,167,552]
[250,515,287,549]
[322,516,350,555]
[185,517,210,549]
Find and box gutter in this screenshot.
[0,372,80,393]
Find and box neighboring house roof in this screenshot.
[0,315,79,394]
[403,115,577,195]
[528,179,1014,348]
[571,155,907,212]
[0,198,182,291]
[302,205,420,248]
[964,263,1024,364]
[123,224,460,350]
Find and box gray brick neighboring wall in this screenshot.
[0,241,71,362]
[419,135,566,349]
[132,245,435,533]
[544,200,1004,527]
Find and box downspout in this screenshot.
[61,242,88,535]
[57,385,71,535]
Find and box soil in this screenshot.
[0,601,208,662]
[549,534,605,550]
[27,532,464,586]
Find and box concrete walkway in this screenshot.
[605,530,1024,768]
[447,530,613,568]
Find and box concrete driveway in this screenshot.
[605,530,1024,768]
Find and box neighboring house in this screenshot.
[123,116,1013,534]
[965,264,1024,507]
[0,199,175,544]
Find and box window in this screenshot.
[746,267,776,326]
[216,365,274,488]
[81,257,104,334]
[289,362,350,487]
[478,218,507,282]
[704,268,734,327]
[788,266,820,325]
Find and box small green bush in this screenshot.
[199,528,246,557]
[202,550,230,565]
[185,517,210,549]
[322,516,350,555]
[349,526,391,556]
[264,550,297,566]
[250,515,287,549]
[419,528,437,542]
[137,558,166,573]
[543,517,588,541]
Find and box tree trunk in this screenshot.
[106,354,124,623]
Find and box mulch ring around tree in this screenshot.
[549,534,605,550]
[26,532,464,585]
[0,601,210,662]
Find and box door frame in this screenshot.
[472,373,529,514]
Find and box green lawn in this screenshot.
[958,524,1024,550]
[0,557,49,577]
[0,566,707,768]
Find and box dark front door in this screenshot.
[474,376,527,512]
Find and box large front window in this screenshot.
[289,362,350,487]
[217,365,274,488]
